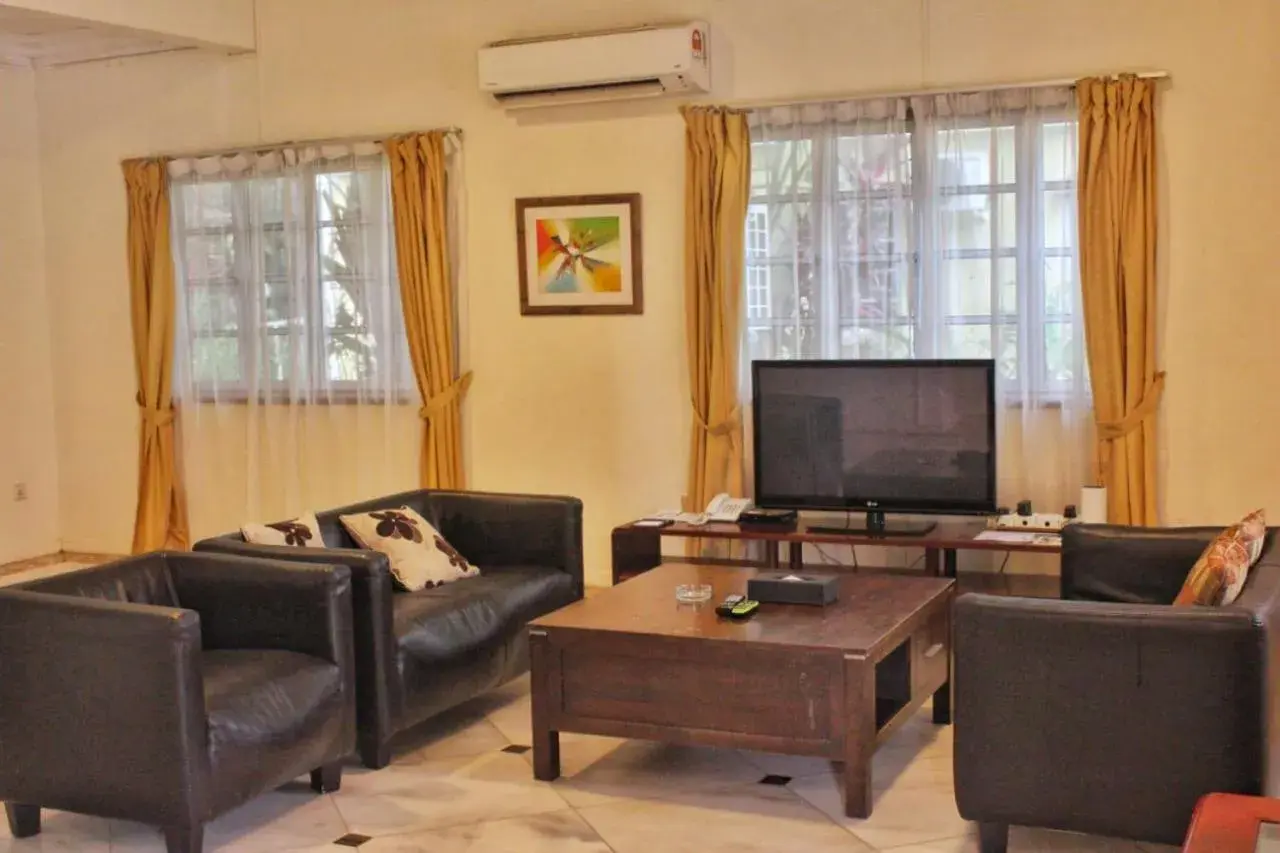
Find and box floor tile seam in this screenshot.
[326,803,574,844]
[875,829,972,850]
[867,827,980,851]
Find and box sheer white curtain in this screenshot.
[170,142,419,534]
[745,86,1089,512]
[913,87,1088,511]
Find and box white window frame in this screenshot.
[172,160,414,403]
[745,108,1080,401]
[745,207,771,320]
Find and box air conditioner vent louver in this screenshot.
[493,78,669,109]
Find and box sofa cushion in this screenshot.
[1174,509,1267,606]
[241,512,325,548]
[314,489,438,549]
[202,649,344,809]
[391,567,575,667]
[341,505,480,591]
[393,580,505,666]
[470,565,578,625]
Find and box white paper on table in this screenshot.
[974,530,1061,547]
[643,510,710,525]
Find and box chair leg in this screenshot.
[4,803,40,838]
[359,738,391,770]
[311,762,343,794]
[978,822,1008,853]
[163,822,203,853]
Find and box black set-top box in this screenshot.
[738,507,798,525]
[747,572,840,606]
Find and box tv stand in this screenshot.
[611,516,1062,585]
[807,511,936,537]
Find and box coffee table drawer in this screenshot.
[911,609,950,696]
[558,642,839,742]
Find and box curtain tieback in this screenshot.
[419,371,474,420]
[693,404,741,442]
[1096,372,1166,440]
[136,394,175,428]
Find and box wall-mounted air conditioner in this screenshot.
[478,22,710,110]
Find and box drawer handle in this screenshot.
[923,642,945,659]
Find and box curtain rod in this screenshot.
[152,127,463,162]
[151,70,1166,158]
[726,71,1169,111]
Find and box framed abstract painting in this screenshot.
[515,194,643,316]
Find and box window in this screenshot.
[171,148,413,401]
[746,93,1084,400]
[745,208,771,319]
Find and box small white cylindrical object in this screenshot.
[1080,486,1107,524]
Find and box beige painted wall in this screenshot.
[0,68,60,564]
[2,0,256,49]
[32,0,1280,584]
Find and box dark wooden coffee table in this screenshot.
[528,563,954,818]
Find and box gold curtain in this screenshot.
[683,107,751,514]
[123,158,190,551]
[384,131,471,490]
[1077,76,1162,525]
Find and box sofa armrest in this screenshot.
[428,491,585,596]
[1060,524,1224,603]
[954,593,1264,844]
[1231,548,1280,796]
[0,591,208,823]
[166,551,352,667]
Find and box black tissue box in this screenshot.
[747,572,840,606]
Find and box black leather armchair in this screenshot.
[955,525,1280,849]
[0,551,355,853]
[194,488,584,769]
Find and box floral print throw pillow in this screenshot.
[339,505,480,591]
[241,512,325,548]
[1174,509,1267,606]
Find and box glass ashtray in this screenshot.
[675,583,713,603]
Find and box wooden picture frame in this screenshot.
[515,193,643,316]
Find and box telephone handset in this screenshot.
[705,493,753,523]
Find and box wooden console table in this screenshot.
[611,518,1062,585]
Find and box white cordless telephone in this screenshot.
[703,494,753,523]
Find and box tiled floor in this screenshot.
[0,674,1183,853]
[0,561,93,587]
[0,552,117,586]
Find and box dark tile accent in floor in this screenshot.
[334,833,373,847]
[759,774,792,786]
[502,744,532,754]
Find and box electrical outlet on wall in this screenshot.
[13,482,27,502]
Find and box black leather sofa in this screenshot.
[195,488,584,769]
[0,552,355,853]
[955,524,1280,849]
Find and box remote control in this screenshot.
[715,594,746,617]
[729,599,760,619]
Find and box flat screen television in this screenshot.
[751,359,997,535]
